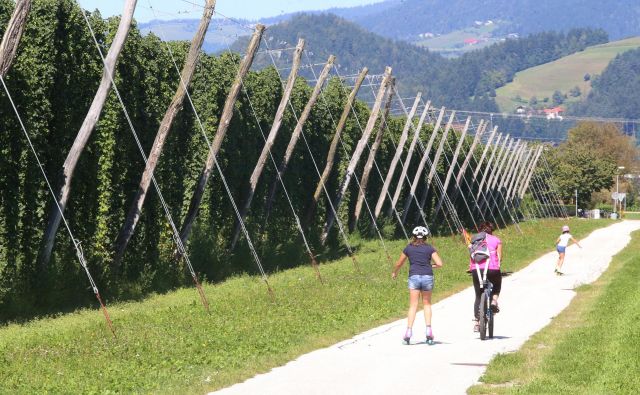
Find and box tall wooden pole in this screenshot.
[373,93,421,220]
[0,0,30,78]
[114,0,216,266]
[483,139,520,218]
[518,146,544,199]
[321,66,392,243]
[263,54,336,220]
[414,111,456,218]
[352,77,395,230]
[472,126,497,179]
[179,24,265,245]
[400,107,445,223]
[39,0,138,267]
[431,117,472,218]
[230,39,305,249]
[304,67,368,227]
[477,135,510,215]
[388,101,430,218]
[442,121,486,220]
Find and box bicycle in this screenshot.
[474,262,494,340]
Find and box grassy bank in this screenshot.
[469,226,640,394]
[0,219,609,394]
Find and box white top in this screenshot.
[558,233,572,247]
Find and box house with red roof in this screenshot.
[543,106,564,120]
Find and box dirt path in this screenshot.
[213,221,640,395]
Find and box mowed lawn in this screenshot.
[469,226,640,394]
[496,37,640,112]
[0,219,609,394]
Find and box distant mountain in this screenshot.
[315,0,640,42]
[140,0,640,56]
[138,17,253,53]
[230,13,607,111]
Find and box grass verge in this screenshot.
[468,226,640,395]
[0,219,609,393]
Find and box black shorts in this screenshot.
[471,269,502,295]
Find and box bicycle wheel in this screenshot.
[488,307,494,339]
[478,292,488,340]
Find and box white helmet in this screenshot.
[412,226,429,238]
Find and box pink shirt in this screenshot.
[469,233,502,271]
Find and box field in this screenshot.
[469,227,640,394]
[0,219,609,394]
[413,23,504,56]
[495,37,640,112]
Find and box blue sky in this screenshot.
[78,0,383,22]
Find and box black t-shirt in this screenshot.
[403,243,436,276]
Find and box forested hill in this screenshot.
[572,48,640,121]
[289,0,640,42]
[234,13,608,110]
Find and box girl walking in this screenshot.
[392,226,443,345]
[555,225,582,275]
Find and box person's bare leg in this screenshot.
[407,289,421,328]
[404,289,421,341]
[422,290,434,341]
[556,252,565,272]
[422,290,432,326]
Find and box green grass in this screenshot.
[624,212,640,220]
[495,37,640,112]
[0,219,610,393]
[469,227,640,395]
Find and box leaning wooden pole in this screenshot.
[400,107,445,223]
[518,146,544,200]
[511,147,537,203]
[179,24,265,245]
[352,77,395,230]
[506,147,534,209]
[472,126,498,180]
[39,0,137,267]
[413,111,456,219]
[0,0,30,78]
[114,0,216,266]
[230,39,305,249]
[304,67,368,227]
[373,92,421,220]
[263,54,336,220]
[387,101,430,218]
[477,135,510,214]
[321,66,392,243]
[431,117,471,219]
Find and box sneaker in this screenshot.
[473,320,480,332]
[555,270,564,276]
[490,302,500,313]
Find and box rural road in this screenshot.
[213,221,640,395]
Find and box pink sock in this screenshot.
[404,328,412,339]
[426,326,433,337]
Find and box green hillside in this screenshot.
[496,37,640,112]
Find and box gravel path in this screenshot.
[213,221,640,395]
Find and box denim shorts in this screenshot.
[557,245,566,253]
[408,275,434,291]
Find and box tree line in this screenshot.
[0,0,551,321]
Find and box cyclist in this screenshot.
[392,226,443,345]
[470,221,502,332]
[554,225,582,275]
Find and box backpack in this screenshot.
[469,232,491,264]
